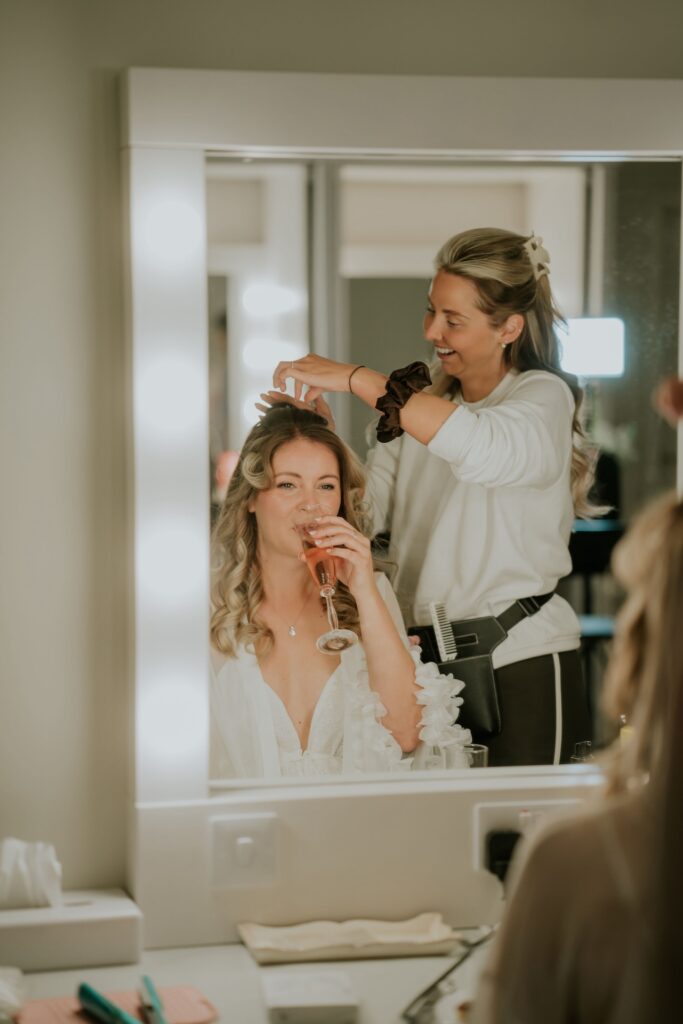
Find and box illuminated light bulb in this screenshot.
[242,338,305,371]
[242,392,265,426]
[241,281,304,317]
[137,353,204,442]
[141,195,202,269]
[138,518,206,610]
[558,318,625,377]
[139,678,206,760]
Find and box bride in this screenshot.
[210,402,470,777]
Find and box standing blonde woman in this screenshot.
[472,492,683,1023]
[210,402,470,777]
[267,228,596,765]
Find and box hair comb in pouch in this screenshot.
[429,602,458,662]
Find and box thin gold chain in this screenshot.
[268,582,315,638]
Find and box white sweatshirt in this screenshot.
[366,369,581,669]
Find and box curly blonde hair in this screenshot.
[602,491,683,793]
[210,403,372,657]
[599,491,683,1019]
[431,227,601,518]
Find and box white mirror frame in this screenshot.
[122,69,683,806]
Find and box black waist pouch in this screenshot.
[409,594,555,741]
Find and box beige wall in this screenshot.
[1,0,683,890]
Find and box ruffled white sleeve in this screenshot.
[373,573,472,770]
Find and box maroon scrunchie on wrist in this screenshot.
[375,361,432,443]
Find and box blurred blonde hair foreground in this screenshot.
[601,490,683,1018]
[210,403,372,658]
[602,490,683,792]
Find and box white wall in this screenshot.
[1,0,683,890]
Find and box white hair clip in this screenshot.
[523,233,551,281]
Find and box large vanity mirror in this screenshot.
[206,156,680,782]
[123,70,683,802]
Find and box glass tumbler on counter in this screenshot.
[570,740,595,763]
[463,743,489,768]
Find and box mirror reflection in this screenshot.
[207,160,680,779]
[209,404,471,777]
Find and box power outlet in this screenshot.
[211,812,279,888]
[472,799,580,872]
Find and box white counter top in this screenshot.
[25,945,458,1023]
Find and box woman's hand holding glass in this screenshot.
[306,514,376,600]
[292,504,359,654]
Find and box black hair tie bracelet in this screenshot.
[375,361,432,443]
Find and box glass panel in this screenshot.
[207,157,680,781]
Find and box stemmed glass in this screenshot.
[292,504,358,655]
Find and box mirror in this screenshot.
[123,69,683,802]
[206,156,680,779]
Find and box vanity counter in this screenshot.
[24,945,458,1023]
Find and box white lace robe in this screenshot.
[210,573,471,778]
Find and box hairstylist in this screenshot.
[270,228,596,765]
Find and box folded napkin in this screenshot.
[238,913,460,964]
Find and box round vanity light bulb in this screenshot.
[137,352,205,443]
[241,282,305,318]
[242,338,305,372]
[141,195,203,270]
[138,517,206,610]
[139,678,206,761]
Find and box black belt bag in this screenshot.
[409,592,555,740]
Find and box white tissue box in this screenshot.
[261,970,358,1024]
[0,888,141,970]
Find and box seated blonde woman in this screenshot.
[210,403,470,778]
[473,491,683,1023]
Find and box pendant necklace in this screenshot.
[287,584,314,637]
[272,583,314,638]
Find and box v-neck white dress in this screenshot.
[210,573,471,778]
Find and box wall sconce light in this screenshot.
[558,317,625,378]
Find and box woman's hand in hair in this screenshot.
[255,390,336,432]
[307,516,375,598]
[272,354,359,403]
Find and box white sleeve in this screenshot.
[427,374,575,489]
[373,570,411,645]
[365,435,403,536]
[209,652,239,778]
[209,648,266,778]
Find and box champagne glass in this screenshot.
[292,505,358,654]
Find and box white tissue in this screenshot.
[0,838,62,910]
[0,967,26,1019]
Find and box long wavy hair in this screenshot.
[210,403,372,657]
[600,491,683,1018]
[431,228,599,517]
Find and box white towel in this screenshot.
[238,912,460,964]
